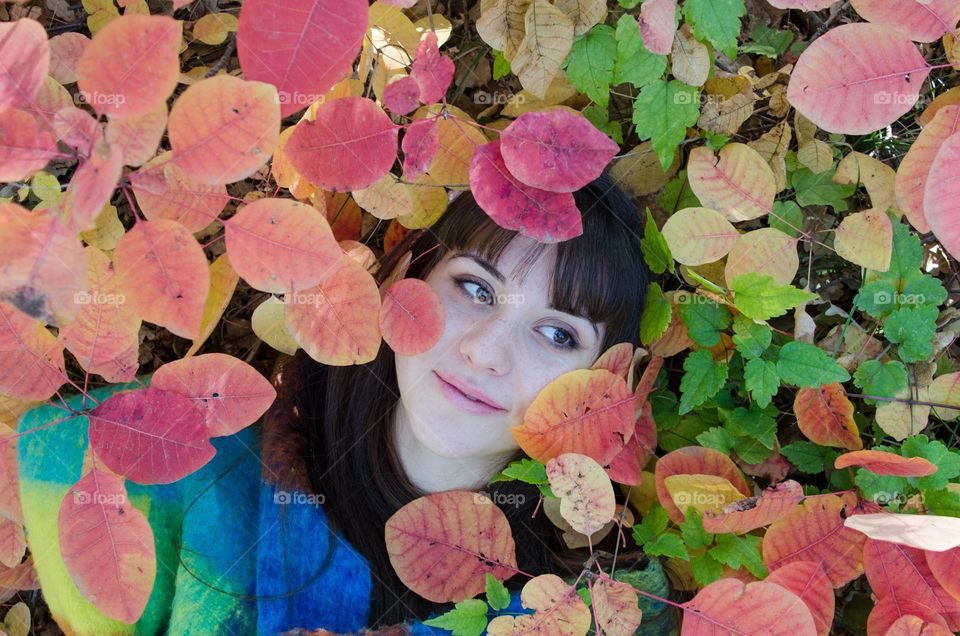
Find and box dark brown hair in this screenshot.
[298,171,651,626]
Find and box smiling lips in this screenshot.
[433,371,506,413]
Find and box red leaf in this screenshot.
[385,490,519,603]
[863,538,960,631]
[895,104,960,234]
[469,140,582,244]
[0,19,50,112]
[766,561,835,636]
[151,352,277,438]
[701,479,805,534]
[793,382,863,450]
[926,546,960,602]
[58,468,155,622]
[237,0,367,118]
[401,118,440,180]
[851,0,960,43]
[654,446,750,523]
[867,597,950,636]
[410,32,454,104]
[0,108,58,182]
[499,108,619,193]
[604,399,656,486]
[379,278,445,356]
[285,96,399,192]
[786,23,930,134]
[383,76,421,116]
[834,449,938,476]
[637,0,677,55]
[924,131,960,261]
[59,141,124,234]
[681,578,817,635]
[76,15,181,119]
[88,386,216,484]
[883,615,954,636]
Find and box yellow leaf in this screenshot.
[476,0,532,61]
[185,252,240,358]
[193,12,238,45]
[671,24,710,87]
[724,227,799,287]
[553,0,606,36]
[609,141,680,197]
[797,139,833,174]
[251,295,300,355]
[663,474,746,515]
[833,208,892,271]
[510,0,574,100]
[352,173,412,220]
[748,120,792,193]
[79,203,124,252]
[834,151,897,214]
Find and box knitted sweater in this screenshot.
[16,374,535,635]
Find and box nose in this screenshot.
[458,312,512,375]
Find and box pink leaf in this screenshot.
[88,386,216,484]
[500,108,619,193]
[0,19,50,112]
[786,23,930,134]
[637,0,677,55]
[923,131,960,260]
[130,151,229,233]
[52,106,103,156]
[379,278,445,356]
[410,32,455,104]
[0,109,58,181]
[47,32,90,85]
[681,578,817,635]
[0,300,67,401]
[766,0,838,9]
[401,118,440,180]
[469,140,582,244]
[851,0,960,43]
[766,561,835,636]
[896,104,960,234]
[237,0,368,118]
[151,352,277,438]
[383,76,421,116]
[59,142,123,234]
[285,96,399,192]
[58,468,155,622]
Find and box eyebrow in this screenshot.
[450,251,600,340]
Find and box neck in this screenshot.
[391,402,510,494]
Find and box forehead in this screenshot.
[447,236,557,288]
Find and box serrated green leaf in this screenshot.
[853,360,908,405]
[641,208,673,275]
[640,282,672,346]
[901,434,960,491]
[708,533,767,578]
[658,169,702,213]
[741,24,794,57]
[679,507,714,550]
[644,532,689,559]
[769,200,804,238]
[489,458,547,485]
[923,487,960,518]
[697,426,734,454]
[565,25,616,108]
[678,296,732,346]
[791,167,856,212]
[679,349,728,415]
[683,0,745,59]
[691,552,724,586]
[902,274,947,307]
[731,316,771,360]
[744,357,779,407]
[780,440,839,473]
[884,304,938,362]
[730,272,818,321]
[719,405,776,448]
[423,599,489,636]
[485,573,511,611]
[614,14,668,88]
[633,80,701,170]
[492,49,511,80]
[776,341,850,387]
[855,468,911,507]
[855,279,898,318]
[633,504,670,545]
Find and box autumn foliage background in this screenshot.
[2,0,960,633]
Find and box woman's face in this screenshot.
[393,235,606,469]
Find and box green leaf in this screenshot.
[577,586,592,606]
[740,24,794,58]
[581,103,623,144]
[633,504,670,544]
[678,296,732,346]
[679,507,714,550]
[853,360,908,405]
[640,282,672,346]
[923,487,960,518]
[613,14,668,89]
[703,130,730,152]
[658,169,702,213]
[884,304,938,362]
[492,50,511,80]
[769,200,804,238]
[489,458,547,486]
[640,208,674,275]
[632,79,701,170]
[855,468,910,507]
[485,573,511,611]
[565,25,616,108]
[780,440,839,474]
[682,0,745,59]
[855,279,898,318]
[691,552,724,586]
[719,405,776,449]
[902,274,947,307]
[644,532,689,559]
[661,411,719,451]
[679,349,728,415]
[730,272,818,321]
[791,167,856,212]
[697,426,734,455]
[744,357,779,408]
[901,434,960,491]
[423,599,489,636]
[618,0,641,8]
[709,533,767,578]
[877,218,923,285]
[731,316,772,360]
[776,341,850,387]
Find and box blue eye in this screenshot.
[453,276,580,351]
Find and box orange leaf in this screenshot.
[0,301,67,401]
[112,218,211,340]
[686,144,776,222]
[868,597,951,636]
[926,546,960,603]
[88,386,215,484]
[590,342,634,379]
[864,538,960,631]
[487,574,591,635]
[681,578,817,635]
[284,256,382,365]
[895,104,960,234]
[224,197,342,294]
[168,74,281,185]
[591,577,643,635]
[58,246,141,383]
[654,446,750,523]
[834,449,937,476]
[765,561,835,636]
[58,468,156,622]
[604,398,656,486]
[511,368,636,467]
[76,14,181,119]
[0,19,49,112]
[793,382,863,450]
[384,490,519,603]
[546,453,616,536]
[151,352,277,438]
[379,278,444,356]
[129,151,229,232]
[701,479,805,534]
[104,101,167,167]
[762,494,866,587]
[883,615,953,636]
